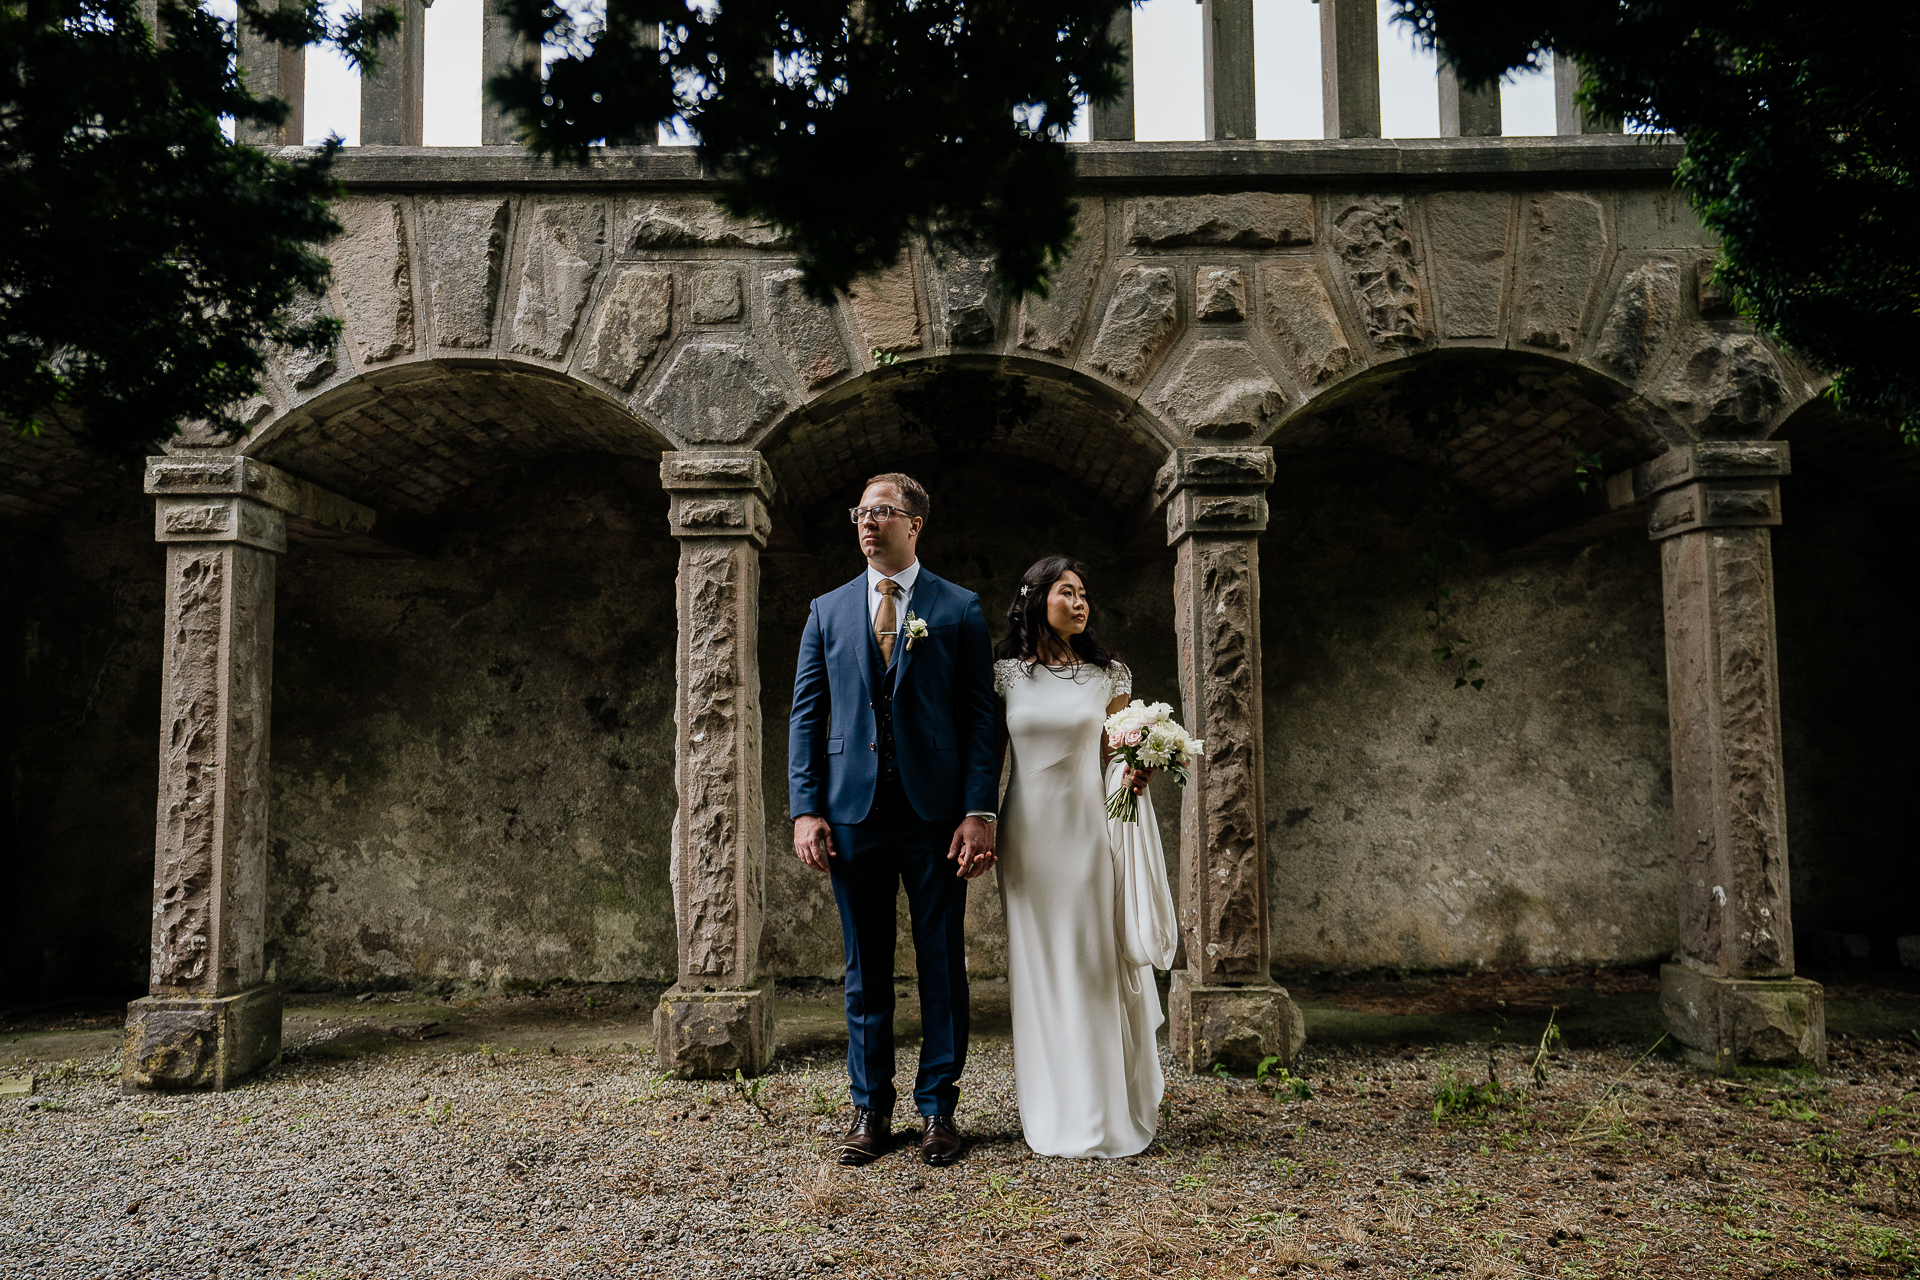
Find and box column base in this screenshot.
[122,984,282,1093]
[1660,964,1826,1072]
[654,979,775,1078]
[1168,971,1307,1073]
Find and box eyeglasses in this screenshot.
[849,504,912,524]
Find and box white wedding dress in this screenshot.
[994,658,1164,1158]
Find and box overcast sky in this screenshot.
[295,0,1559,147]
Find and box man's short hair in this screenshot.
[863,472,929,520]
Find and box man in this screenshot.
[788,472,1000,1167]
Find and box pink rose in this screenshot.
[1125,728,1144,745]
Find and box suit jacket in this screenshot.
[788,567,999,826]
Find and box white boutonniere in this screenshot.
[902,613,929,651]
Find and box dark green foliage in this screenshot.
[1,0,396,453]
[491,0,1130,302]
[1394,1,1920,444]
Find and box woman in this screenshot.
[992,555,1164,1158]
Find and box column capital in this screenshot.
[1608,441,1791,541]
[146,455,427,557]
[661,451,775,545]
[1155,446,1274,543]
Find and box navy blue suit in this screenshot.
[788,568,999,1117]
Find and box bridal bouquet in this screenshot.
[1103,700,1203,823]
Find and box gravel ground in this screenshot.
[3,980,1917,1280]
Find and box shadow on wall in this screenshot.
[1261,452,1680,973]
[756,452,1181,980]
[0,480,164,1002]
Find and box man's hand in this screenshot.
[794,814,836,872]
[947,815,996,880]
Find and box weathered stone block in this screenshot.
[272,290,338,390]
[644,341,787,445]
[762,269,851,388]
[626,198,784,250]
[419,199,509,350]
[1196,268,1247,322]
[845,255,923,355]
[1155,341,1283,439]
[1695,257,1735,317]
[1518,192,1607,352]
[153,497,288,553]
[1595,258,1683,379]
[581,268,673,391]
[1260,261,1353,386]
[935,256,998,346]
[654,981,775,1078]
[1167,974,1305,1072]
[693,270,745,324]
[1426,191,1510,339]
[123,985,282,1092]
[1125,193,1314,248]
[1330,198,1427,349]
[331,200,414,364]
[1020,200,1106,356]
[1661,334,1787,439]
[510,203,607,360]
[1659,965,1824,1071]
[1087,265,1178,385]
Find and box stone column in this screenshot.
[360,0,431,146]
[235,3,306,147]
[655,451,777,1078]
[1554,54,1622,135]
[1201,0,1255,142]
[1088,3,1135,142]
[1636,442,1825,1070]
[1437,62,1501,138]
[125,460,287,1092]
[1159,447,1306,1072]
[1319,0,1381,139]
[480,0,537,145]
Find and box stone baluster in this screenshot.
[360,0,431,147]
[1318,0,1381,139]
[1088,3,1136,143]
[1201,0,1255,142]
[235,2,306,147]
[655,451,777,1078]
[1554,53,1622,135]
[1628,442,1825,1069]
[1159,447,1306,1071]
[1437,62,1501,138]
[480,0,538,146]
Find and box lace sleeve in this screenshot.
[1108,661,1132,700]
[993,658,1020,699]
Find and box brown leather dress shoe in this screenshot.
[919,1114,963,1167]
[837,1106,891,1166]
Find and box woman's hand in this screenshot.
[1127,766,1153,796]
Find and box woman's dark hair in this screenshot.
[994,555,1117,672]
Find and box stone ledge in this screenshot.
[1168,973,1306,1073]
[654,980,775,1079]
[312,137,1682,192]
[1659,964,1826,1072]
[123,985,283,1093]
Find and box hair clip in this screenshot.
[1019,585,1030,596]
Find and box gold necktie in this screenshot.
[875,578,899,666]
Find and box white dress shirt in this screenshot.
[866,559,920,632]
[862,559,994,823]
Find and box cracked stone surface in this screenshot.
[1260,262,1353,388]
[1425,192,1511,340]
[1595,258,1684,379]
[419,199,508,351]
[1125,193,1314,248]
[644,342,787,445]
[1087,265,1178,385]
[581,268,673,391]
[1519,193,1608,353]
[1330,198,1428,350]
[844,255,923,355]
[1660,334,1788,438]
[1020,200,1107,357]
[762,270,851,389]
[1156,342,1284,439]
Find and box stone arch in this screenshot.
[757,354,1180,524]
[229,359,673,519]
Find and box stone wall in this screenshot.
[1262,454,1677,973]
[262,454,681,989]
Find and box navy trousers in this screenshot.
[829,778,969,1117]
